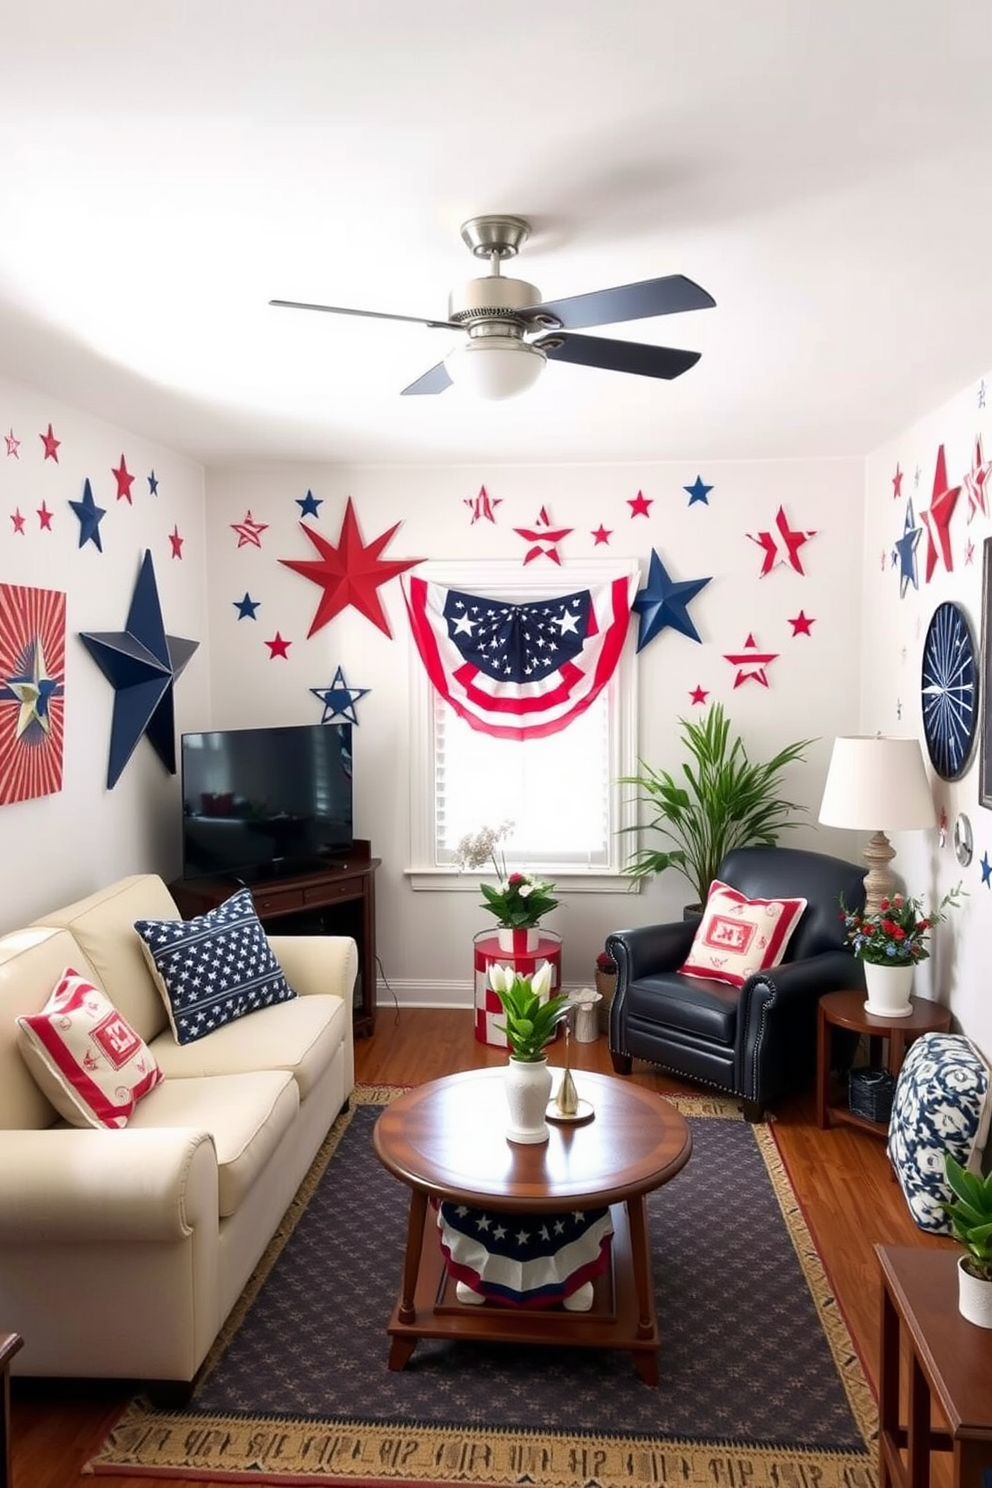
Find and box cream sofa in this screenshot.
[0,874,356,1386]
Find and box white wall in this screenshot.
[0,374,209,926]
[205,457,865,1002]
[863,372,992,1062]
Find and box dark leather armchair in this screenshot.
[606,846,866,1120]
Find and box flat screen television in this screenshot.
[180,723,354,882]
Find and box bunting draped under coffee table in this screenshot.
[87,1086,878,1488]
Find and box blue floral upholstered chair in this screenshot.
[606,846,866,1121]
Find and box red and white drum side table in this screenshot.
[473,930,562,1046]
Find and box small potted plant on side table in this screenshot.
[942,1153,992,1329]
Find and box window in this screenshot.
[408,558,638,893]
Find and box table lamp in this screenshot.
[818,735,934,914]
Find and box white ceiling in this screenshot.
[1,0,991,469]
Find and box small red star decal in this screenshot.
[513,506,573,565]
[966,538,976,565]
[723,633,778,688]
[10,508,25,535]
[465,485,501,523]
[591,525,612,546]
[628,490,653,518]
[37,502,53,530]
[279,497,424,638]
[231,510,269,548]
[266,632,292,659]
[4,429,19,457]
[112,454,135,503]
[39,423,60,461]
[788,610,815,636]
[168,525,184,559]
[964,434,991,523]
[748,506,817,576]
[689,685,709,706]
[919,444,960,581]
[892,463,903,498]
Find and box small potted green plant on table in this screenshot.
[942,1153,992,1328]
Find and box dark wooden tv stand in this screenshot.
[170,841,379,1036]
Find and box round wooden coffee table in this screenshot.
[372,1067,692,1384]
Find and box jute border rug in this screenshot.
[86,1086,878,1487]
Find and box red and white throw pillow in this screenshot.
[16,968,163,1128]
[679,880,807,988]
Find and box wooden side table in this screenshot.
[816,990,952,1137]
[0,1333,23,1488]
[876,1245,992,1488]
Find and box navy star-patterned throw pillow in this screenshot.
[134,888,296,1046]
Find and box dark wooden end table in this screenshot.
[816,990,952,1137]
[372,1068,692,1385]
[1,1333,23,1488]
[876,1245,992,1488]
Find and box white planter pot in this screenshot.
[497,926,540,954]
[862,961,914,1018]
[503,1057,553,1144]
[957,1255,992,1328]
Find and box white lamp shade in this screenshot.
[818,735,934,831]
[444,337,546,400]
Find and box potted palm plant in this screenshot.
[619,703,814,911]
[942,1153,992,1328]
[488,961,571,1144]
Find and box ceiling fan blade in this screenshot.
[538,332,700,380]
[400,361,453,396]
[526,274,715,331]
[269,299,458,330]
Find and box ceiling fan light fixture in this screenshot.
[443,336,546,400]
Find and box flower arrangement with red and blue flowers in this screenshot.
[840,883,965,965]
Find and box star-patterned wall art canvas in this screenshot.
[0,584,66,804]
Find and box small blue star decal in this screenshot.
[684,475,713,507]
[297,488,323,519]
[233,592,260,620]
[69,478,106,551]
[148,470,159,496]
[894,500,922,597]
[79,549,198,788]
[632,549,711,652]
[310,665,370,725]
[981,852,991,887]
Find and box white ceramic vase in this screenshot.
[503,1056,553,1144]
[863,960,914,1018]
[957,1256,992,1328]
[497,926,540,954]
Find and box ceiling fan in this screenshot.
[270,214,715,401]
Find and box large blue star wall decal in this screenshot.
[79,549,199,788]
[69,478,107,551]
[632,549,711,652]
[309,665,370,724]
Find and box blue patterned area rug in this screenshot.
[87,1086,877,1487]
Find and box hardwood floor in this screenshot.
[10,1007,956,1488]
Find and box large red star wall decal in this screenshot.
[280,497,424,639]
[919,443,960,582]
[964,434,991,523]
[112,454,135,503]
[747,506,817,576]
[513,506,573,565]
[723,633,779,688]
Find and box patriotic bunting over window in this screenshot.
[403,573,636,741]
